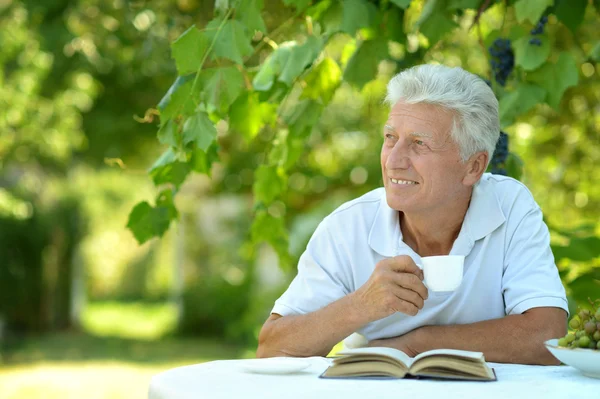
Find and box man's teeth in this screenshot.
[390,178,417,185]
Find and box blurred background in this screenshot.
[0,0,598,398]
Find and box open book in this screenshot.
[321,347,496,381]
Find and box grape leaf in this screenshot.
[235,0,266,33]
[499,84,546,128]
[171,26,210,75]
[157,75,197,121]
[527,52,579,109]
[283,99,323,138]
[252,45,293,91]
[384,6,407,44]
[199,66,245,112]
[253,165,285,205]
[343,39,388,89]
[391,0,411,9]
[127,190,178,244]
[251,210,291,269]
[513,35,550,71]
[182,112,217,151]
[341,0,376,35]
[282,0,311,9]
[301,57,342,105]
[149,148,191,188]
[205,19,253,65]
[279,36,323,85]
[318,0,344,35]
[554,0,587,32]
[446,0,482,9]
[419,11,458,46]
[157,119,180,147]
[229,92,277,141]
[191,143,219,175]
[590,42,600,62]
[514,0,553,24]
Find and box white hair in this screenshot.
[385,64,500,167]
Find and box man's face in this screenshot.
[381,101,472,213]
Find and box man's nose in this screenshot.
[386,140,411,170]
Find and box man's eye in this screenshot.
[415,139,425,146]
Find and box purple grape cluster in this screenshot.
[488,39,514,87]
[529,15,548,46]
[490,131,509,176]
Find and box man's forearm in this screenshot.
[256,294,366,358]
[414,308,567,365]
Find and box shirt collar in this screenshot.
[368,175,506,257]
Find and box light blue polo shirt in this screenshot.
[272,173,568,341]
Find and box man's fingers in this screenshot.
[393,272,428,301]
[386,255,422,275]
[391,285,425,310]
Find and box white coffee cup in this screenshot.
[419,255,465,292]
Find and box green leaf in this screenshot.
[149,148,191,188]
[391,0,411,9]
[278,36,323,85]
[282,0,311,9]
[514,0,553,24]
[157,119,180,147]
[205,19,253,65]
[419,12,459,46]
[191,143,219,175]
[341,0,376,35]
[567,273,600,306]
[127,191,178,244]
[505,153,524,181]
[384,6,407,44]
[301,57,342,104]
[554,0,587,32]
[318,0,344,35]
[343,40,388,89]
[182,112,217,151]
[251,210,291,269]
[252,45,293,91]
[513,35,550,71]
[499,84,546,127]
[229,92,277,141]
[235,0,266,33]
[553,236,600,262]
[283,99,323,138]
[171,26,210,75]
[528,52,579,109]
[253,165,285,205]
[157,75,197,121]
[446,0,482,9]
[199,66,245,112]
[590,42,600,62]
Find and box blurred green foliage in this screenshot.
[0,0,598,349]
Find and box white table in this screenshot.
[149,357,599,399]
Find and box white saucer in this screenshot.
[237,358,311,375]
[544,339,600,379]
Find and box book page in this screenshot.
[337,347,412,367]
[413,348,484,363]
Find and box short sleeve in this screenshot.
[272,220,352,317]
[502,205,569,316]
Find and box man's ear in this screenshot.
[463,151,488,186]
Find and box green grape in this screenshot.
[594,330,600,341]
[576,330,586,338]
[597,341,600,350]
[579,309,591,321]
[565,334,575,343]
[558,337,568,347]
[573,339,579,348]
[584,321,597,334]
[569,318,581,329]
[595,309,600,320]
[589,340,597,350]
[579,336,591,348]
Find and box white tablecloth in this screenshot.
[149,357,599,399]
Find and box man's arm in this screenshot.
[257,256,428,358]
[369,307,567,365]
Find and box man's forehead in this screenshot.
[384,124,433,138]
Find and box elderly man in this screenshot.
[256,64,568,365]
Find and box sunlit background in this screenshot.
[1,0,599,398]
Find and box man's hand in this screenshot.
[350,255,428,324]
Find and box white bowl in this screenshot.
[544,338,600,379]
